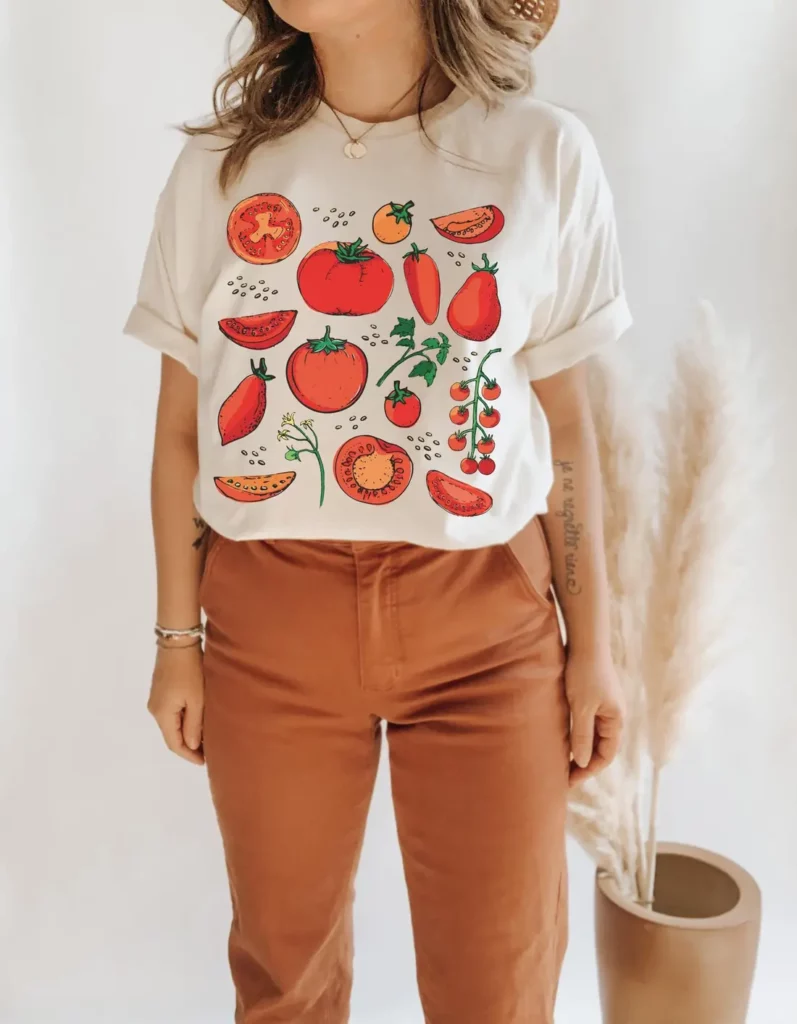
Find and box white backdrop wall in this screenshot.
[3,1,796,1022]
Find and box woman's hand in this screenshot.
[565,648,625,787]
[148,644,206,766]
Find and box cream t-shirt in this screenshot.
[124,90,632,550]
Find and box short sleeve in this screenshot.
[123,149,202,376]
[522,117,632,381]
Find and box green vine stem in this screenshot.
[277,413,326,507]
[453,347,502,459]
[376,316,450,388]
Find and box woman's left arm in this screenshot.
[533,363,625,786]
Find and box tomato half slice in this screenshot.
[227,193,302,265]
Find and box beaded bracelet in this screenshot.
[154,623,205,642]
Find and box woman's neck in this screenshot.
[312,8,453,123]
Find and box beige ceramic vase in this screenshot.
[595,842,761,1024]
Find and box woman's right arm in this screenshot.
[147,354,207,766]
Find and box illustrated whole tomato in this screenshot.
[287,326,368,413]
[384,381,421,428]
[297,238,394,316]
[217,358,275,445]
[477,457,496,476]
[460,458,479,475]
[448,431,468,451]
[447,254,502,342]
[373,201,415,244]
[476,435,495,455]
[479,406,501,429]
[450,380,471,401]
[450,406,469,425]
[481,378,501,401]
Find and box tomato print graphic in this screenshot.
[214,472,295,503]
[217,358,275,445]
[449,347,502,479]
[297,238,394,315]
[479,406,501,429]
[227,194,301,265]
[218,310,297,350]
[334,436,413,505]
[286,326,368,413]
[384,381,421,428]
[431,205,505,244]
[426,471,493,517]
[403,243,440,324]
[373,201,415,244]
[447,254,501,342]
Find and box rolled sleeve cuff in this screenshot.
[123,304,199,377]
[522,294,633,381]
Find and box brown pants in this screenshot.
[200,518,570,1024]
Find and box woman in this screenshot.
[124,1,630,1020]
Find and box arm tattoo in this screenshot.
[192,516,209,551]
[553,459,583,597]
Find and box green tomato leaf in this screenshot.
[396,337,415,348]
[408,359,437,387]
[436,333,451,365]
[391,316,416,340]
[422,337,440,350]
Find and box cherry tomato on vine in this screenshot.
[450,406,469,425]
[460,458,479,475]
[479,406,500,428]
[448,432,468,451]
[476,435,495,455]
[482,378,501,401]
[450,381,471,401]
[477,457,496,475]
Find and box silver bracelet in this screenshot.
[154,623,205,641]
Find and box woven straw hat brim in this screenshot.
[222,1,559,47]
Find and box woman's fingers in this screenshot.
[569,705,597,770]
[182,696,205,755]
[153,708,205,766]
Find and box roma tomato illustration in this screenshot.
[431,205,504,244]
[297,238,394,316]
[448,254,501,342]
[450,380,470,401]
[479,406,501,429]
[476,435,495,455]
[460,458,479,475]
[450,406,469,425]
[286,326,368,413]
[373,201,415,244]
[477,457,496,476]
[448,431,468,451]
[217,358,275,445]
[227,193,301,265]
[334,436,413,505]
[384,381,421,428]
[403,243,440,324]
[481,378,501,401]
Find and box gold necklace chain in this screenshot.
[323,73,427,160]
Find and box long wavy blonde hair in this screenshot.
[185,0,546,190]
